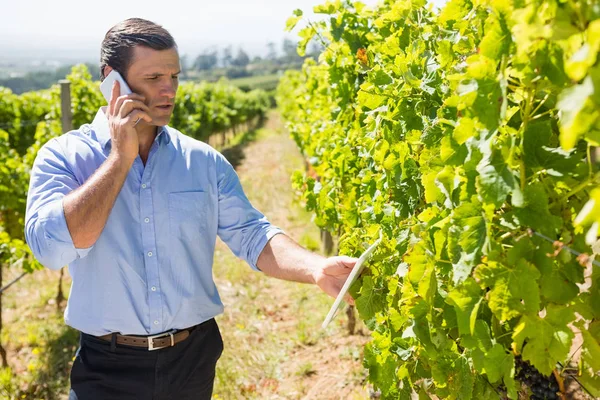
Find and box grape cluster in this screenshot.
[515,356,560,400]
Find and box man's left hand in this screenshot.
[313,256,359,306]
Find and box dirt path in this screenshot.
[212,111,372,400]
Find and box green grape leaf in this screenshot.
[412,308,438,357]
[356,276,386,321]
[418,264,437,305]
[447,278,483,336]
[448,200,487,284]
[528,239,581,304]
[483,344,514,384]
[389,307,409,332]
[437,40,455,68]
[558,76,600,150]
[358,88,387,110]
[475,259,540,321]
[523,119,579,176]
[578,321,600,373]
[512,183,562,236]
[453,117,476,145]
[449,357,475,400]
[364,340,399,396]
[440,135,468,166]
[297,25,316,57]
[512,305,575,375]
[577,369,600,398]
[477,145,521,207]
[565,20,600,81]
[285,9,304,32]
[539,262,580,304]
[423,170,443,203]
[479,13,511,61]
[438,0,470,27]
[472,375,501,399]
[313,1,340,14]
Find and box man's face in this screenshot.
[123,46,180,127]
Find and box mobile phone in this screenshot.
[321,230,383,330]
[100,70,132,103]
[99,70,143,125]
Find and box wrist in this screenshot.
[108,151,136,168]
[311,257,326,285]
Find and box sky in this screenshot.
[1,0,448,63]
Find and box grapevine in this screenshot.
[279,0,600,398]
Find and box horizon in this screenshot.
[2,0,448,66]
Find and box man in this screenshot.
[24,18,357,400]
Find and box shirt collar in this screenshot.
[91,106,171,149]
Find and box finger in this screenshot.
[109,81,119,115]
[344,294,355,306]
[323,256,358,275]
[113,94,146,116]
[336,255,359,267]
[119,99,151,118]
[126,109,152,125]
[324,263,354,276]
[119,93,146,102]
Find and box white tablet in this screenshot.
[321,230,383,329]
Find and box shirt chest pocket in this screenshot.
[168,191,208,240]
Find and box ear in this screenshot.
[103,66,114,79]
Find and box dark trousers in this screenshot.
[68,318,223,400]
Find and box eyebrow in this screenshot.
[144,70,182,77]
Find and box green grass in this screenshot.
[229,74,281,91]
[0,267,78,399]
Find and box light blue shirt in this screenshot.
[25,107,284,336]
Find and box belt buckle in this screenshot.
[147,330,177,351]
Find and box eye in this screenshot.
[172,75,179,80]
[148,76,159,80]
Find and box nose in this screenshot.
[160,81,177,99]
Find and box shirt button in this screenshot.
[147,251,153,257]
[151,286,157,291]
[154,320,159,325]
[144,218,150,223]
[141,184,147,189]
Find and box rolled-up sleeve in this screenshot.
[24,139,93,270]
[216,155,284,271]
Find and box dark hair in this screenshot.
[100,18,177,81]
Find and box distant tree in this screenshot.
[282,38,303,64]
[282,38,297,58]
[231,48,250,67]
[180,54,190,76]
[193,50,218,71]
[225,67,250,79]
[266,42,278,61]
[221,46,233,68]
[251,55,263,63]
[307,40,325,59]
[56,63,99,80]
[0,63,101,94]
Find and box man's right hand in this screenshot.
[107,80,152,164]
[62,80,152,249]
